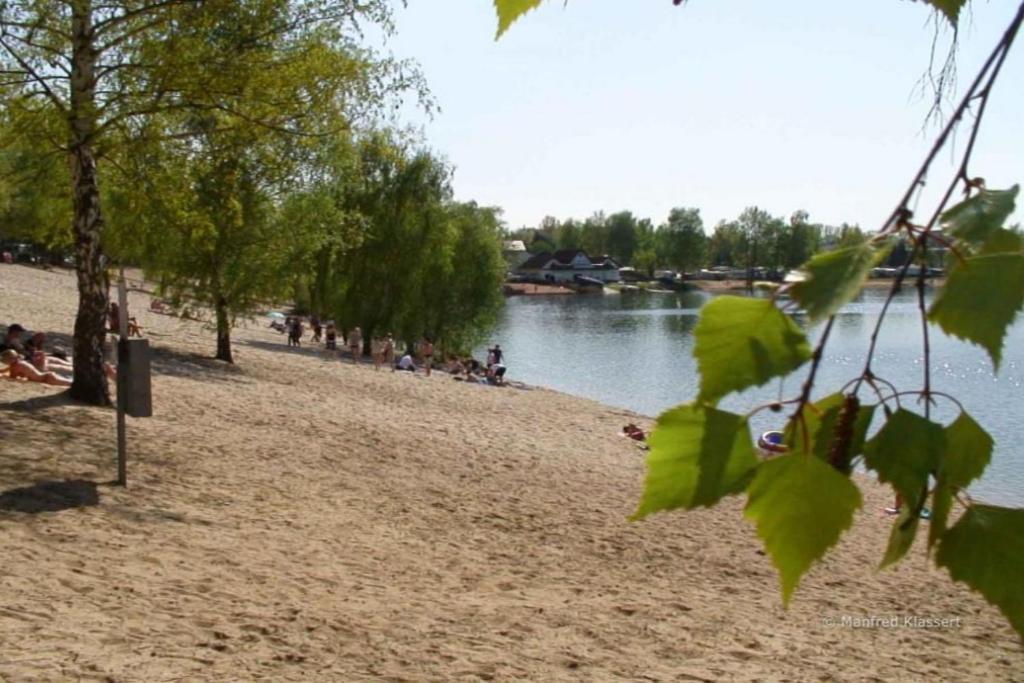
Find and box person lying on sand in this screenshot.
[1,349,71,387]
[621,423,646,441]
[149,298,174,315]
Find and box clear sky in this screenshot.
[376,0,1023,232]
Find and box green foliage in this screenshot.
[744,454,862,604]
[606,211,640,264]
[657,207,707,272]
[936,505,1024,640]
[930,412,993,546]
[494,0,546,38]
[299,133,505,351]
[928,252,1024,370]
[632,404,758,519]
[921,0,969,26]
[940,186,1019,246]
[790,240,889,321]
[880,507,920,569]
[864,409,945,512]
[694,297,811,404]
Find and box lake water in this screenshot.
[480,288,1024,506]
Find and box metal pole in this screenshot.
[116,270,128,486]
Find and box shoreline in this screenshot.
[1,263,1020,680]
[503,276,948,296]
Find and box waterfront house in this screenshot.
[516,249,622,283]
[502,240,530,269]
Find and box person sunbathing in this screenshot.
[149,298,171,314]
[1,349,71,387]
[621,423,646,441]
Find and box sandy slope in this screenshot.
[1,264,1021,682]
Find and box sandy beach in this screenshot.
[1,263,1020,681]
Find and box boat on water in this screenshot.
[572,274,605,291]
[756,430,788,457]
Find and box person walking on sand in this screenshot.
[348,326,362,364]
[420,336,435,377]
[288,317,303,347]
[324,322,338,358]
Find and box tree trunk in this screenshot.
[214,297,233,363]
[68,0,111,406]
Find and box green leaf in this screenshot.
[632,403,759,519]
[744,454,862,604]
[790,240,888,322]
[935,505,1024,641]
[979,228,1023,256]
[930,484,954,552]
[943,412,994,490]
[494,0,545,38]
[940,186,1018,246]
[863,409,945,511]
[930,412,994,546]
[880,507,920,569]
[928,253,1024,370]
[784,393,875,465]
[920,0,968,26]
[694,297,811,404]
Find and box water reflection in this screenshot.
[483,288,1024,506]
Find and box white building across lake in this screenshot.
[516,250,622,283]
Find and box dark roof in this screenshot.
[518,250,622,272]
[518,251,553,270]
[551,249,586,264]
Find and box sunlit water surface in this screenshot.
[479,288,1024,506]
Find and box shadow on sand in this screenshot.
[148,345,248,384]
[240,338,361,362]
[0,479,100,514]
[0,391,77,413]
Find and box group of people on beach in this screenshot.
[273,314,508,385]
[444,345,507,386]
[1,322,115,387]
[2,301,148,387]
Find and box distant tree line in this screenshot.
[506,207,926,276]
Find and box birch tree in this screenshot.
[0,0,412,404]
